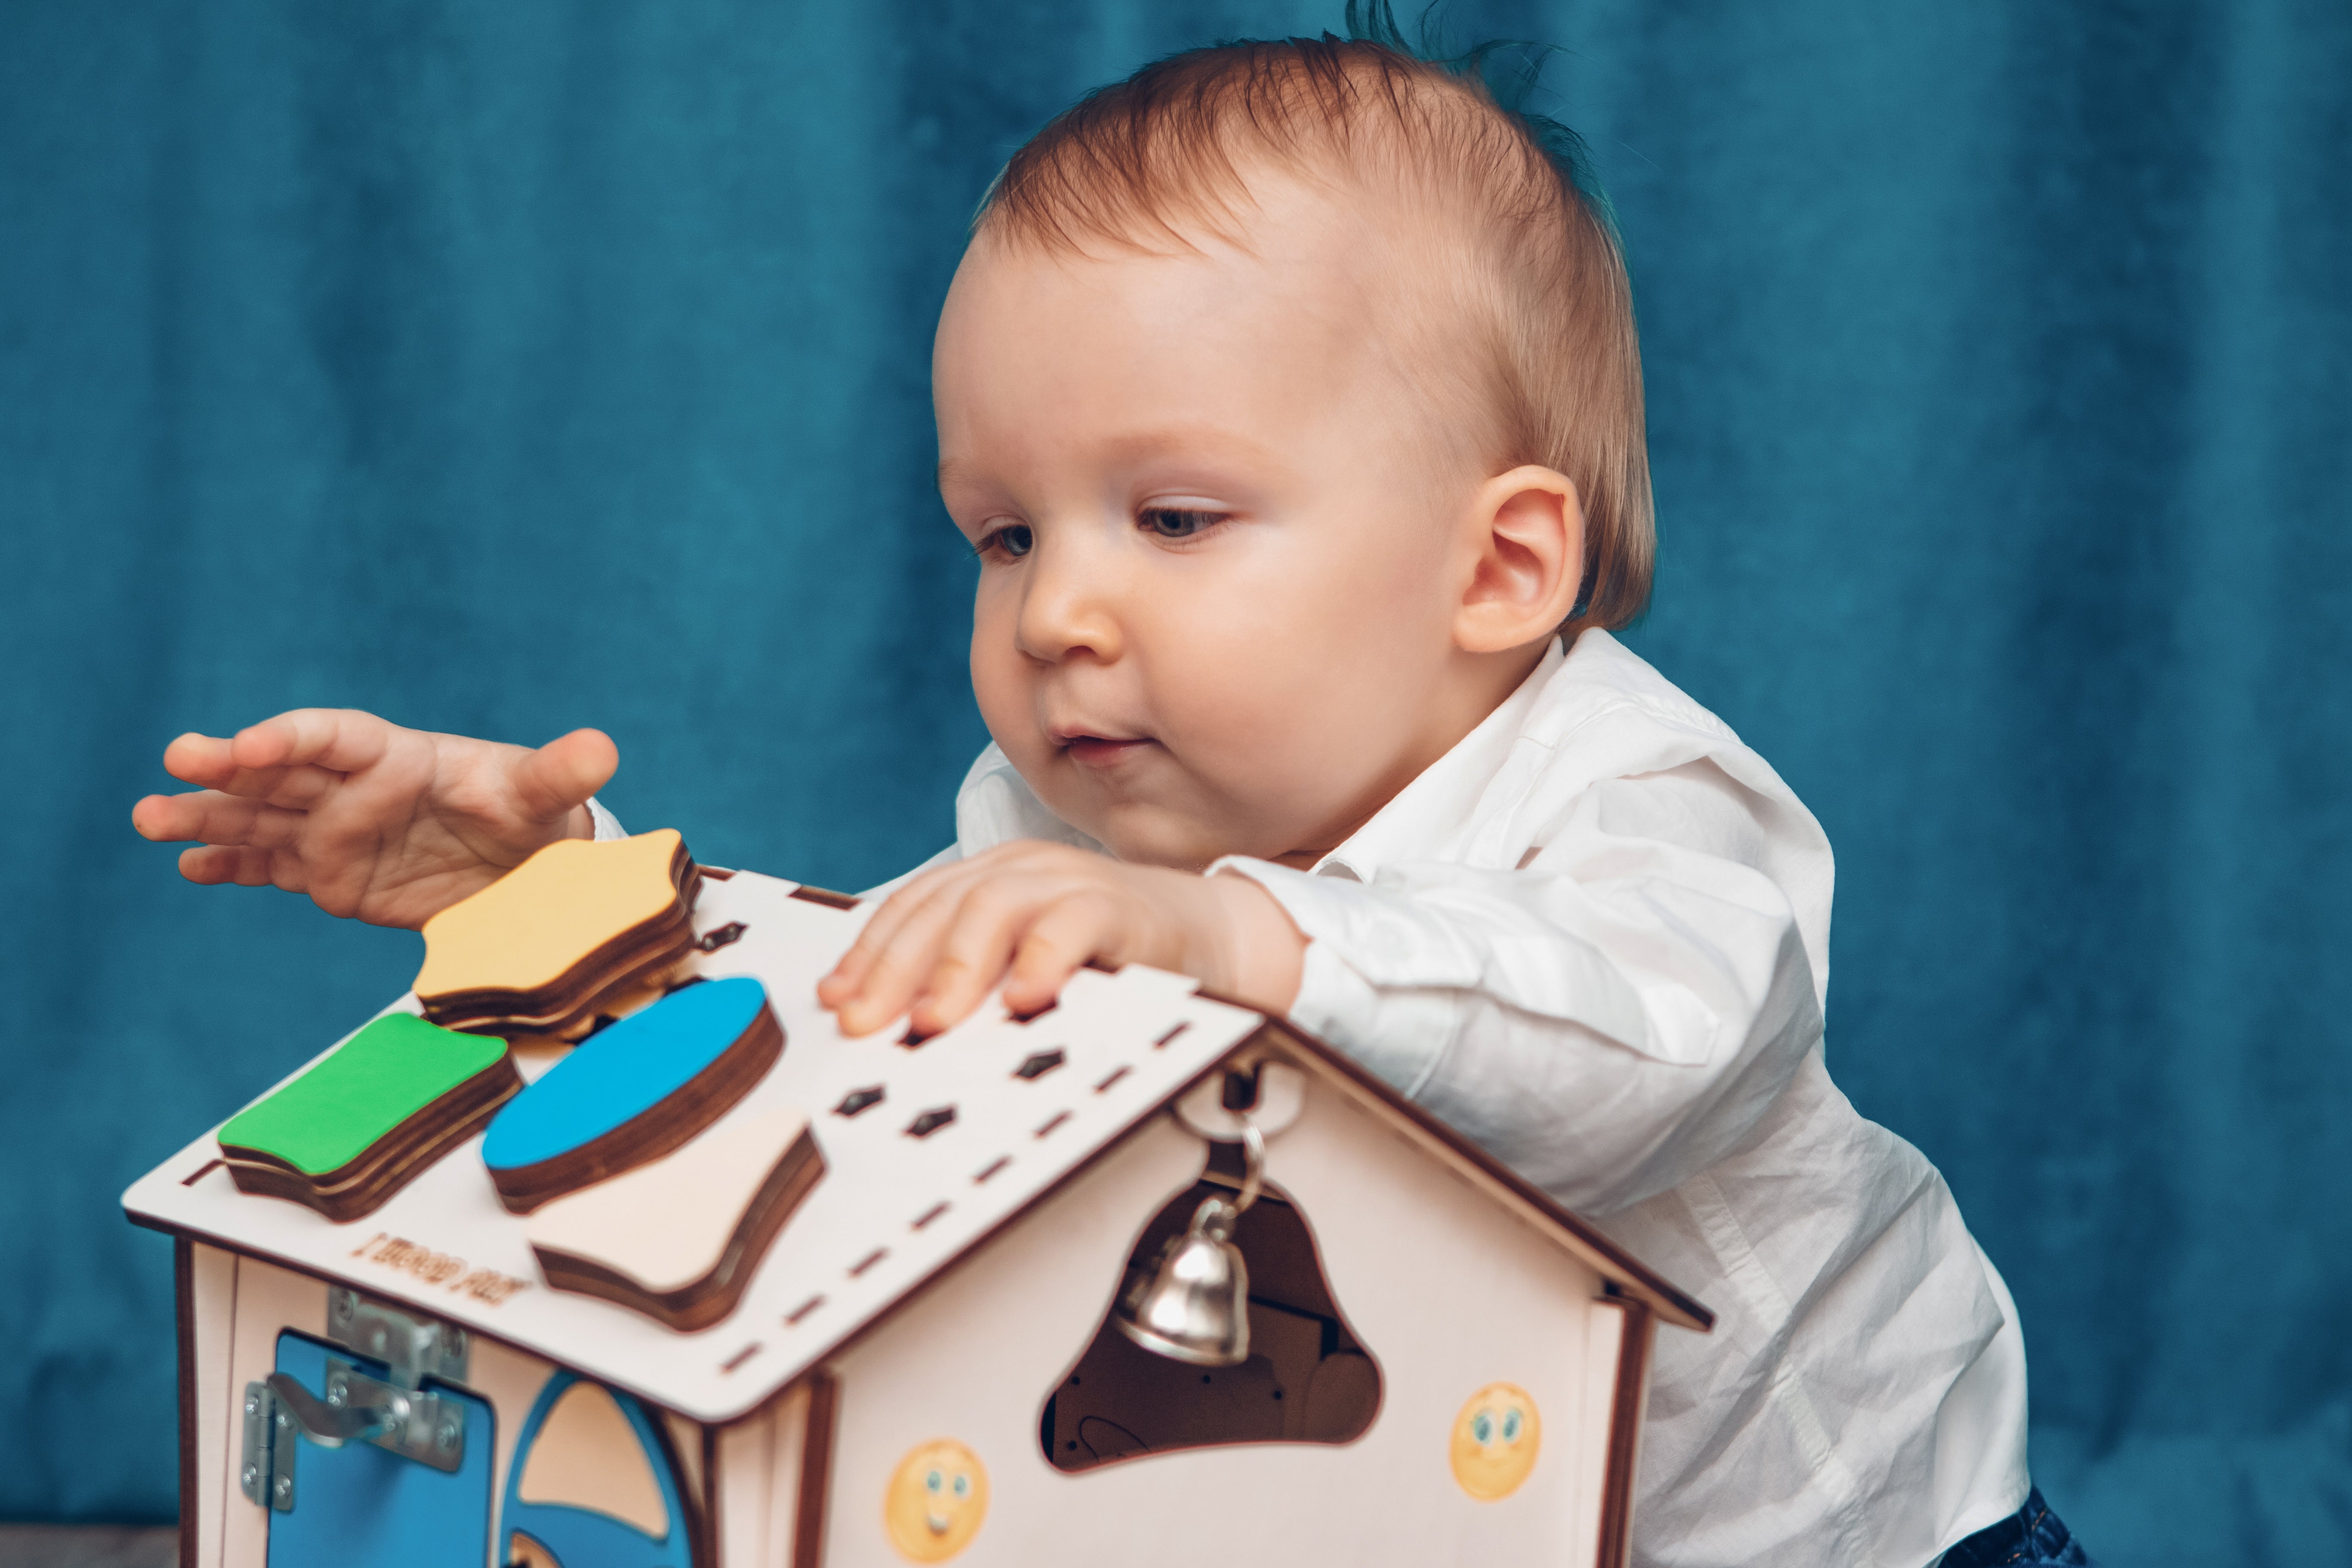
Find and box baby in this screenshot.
[132,24,2092,1568]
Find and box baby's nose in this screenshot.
[1013,546,1125,664]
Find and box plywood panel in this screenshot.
[460,1335,560,1568]
[761,1384,813,1568]
[1572,1296,1627,1568]
[187,1242,238,1568]
[219,1258,328,1567]
[711,1406,772,1567]
[823,1077,1613,1567]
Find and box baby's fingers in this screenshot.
[178,845,309,893]
[133,790,306,850]
[1000,895,1117,1019]
[906,886,1048,1036]
[826,880,972,1037]
[159,732,239,789]
[227,709,398,776]
[505,729,619,824]
[161,724,359,806]
[821,862,978,1006]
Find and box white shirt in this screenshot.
[940,630,2028,1568]
[587,628,2028,1565]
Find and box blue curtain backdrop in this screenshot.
[3,2,2346,1561]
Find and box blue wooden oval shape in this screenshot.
[482,977,769,1172]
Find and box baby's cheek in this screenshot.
[967,630,1042,751]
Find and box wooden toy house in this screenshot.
[125,839,1712,1568]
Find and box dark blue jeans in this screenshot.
[1940,1487,2097,1566]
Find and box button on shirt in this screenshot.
[590,628,2028,1566]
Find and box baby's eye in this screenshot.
[974,524,1034,560]
[1138,507,1225,541]
[1471,1411,1493,1445]
[925,1469,943,1493]
[952,1473,970,1498]
[1502,1408,1523,1442]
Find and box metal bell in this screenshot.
[1112,1123,1265,1367]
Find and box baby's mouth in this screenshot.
[926,1510,952,1536]
[1060,733,1152,768]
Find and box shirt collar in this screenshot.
[1313,637,1566,882]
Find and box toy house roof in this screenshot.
[125,868,1710,1424]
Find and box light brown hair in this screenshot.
[976,32,1653,632]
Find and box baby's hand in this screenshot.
[818,841,1305,1038]
[130,709,618,930]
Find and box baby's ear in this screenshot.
[1453,466,1585,654]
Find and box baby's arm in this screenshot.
[1220,758,1824,1218]
[131,709,617,930]
[819,842,1306,1035]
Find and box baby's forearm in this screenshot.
[1216,849,1822,1215]
[1193,870,1307,1015]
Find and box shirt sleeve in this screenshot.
[858,845,961,901]
[1211,758,1826,1218]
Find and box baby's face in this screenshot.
[934,184,1526,869]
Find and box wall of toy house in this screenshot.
[183,1063,1647,1567]
[811,1083,1639,1567]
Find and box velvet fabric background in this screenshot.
[3,2,2346,1560]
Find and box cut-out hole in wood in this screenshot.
[1038,1172,1383,1472]
[1009,998,1060,1024]
[786,1294,826,1326]
[834,1086,885,1118]
[1014,1050,1066,1081]
[720,1343,763,1374]
[787,884,859,910]
[696,865,736,882]
[898,1024,936,1048]
[695,921,747,953]
[905,1106,957,1139]
[1094,1066,1131,1094]
[849,1247,888,1278]
[973,1156,1010,1185]
[911,1201,949,1230]
[1035,1111,1071,1140]
[1153,1022,1190,1049]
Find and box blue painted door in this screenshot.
[266,1331,496,1568]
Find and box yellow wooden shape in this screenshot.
[414,830,687,1000]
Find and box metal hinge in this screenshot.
[240,1381,298,1512]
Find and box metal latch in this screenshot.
[239,1290,473,1510]
[325,1287,469,1386]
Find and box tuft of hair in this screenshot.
[976,3,1653,633]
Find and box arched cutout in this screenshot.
[517,1380,670,1537]
[1039,1145,1384,1472]
[499,1371,692,1568]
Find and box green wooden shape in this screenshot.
[220,1014,508,1176]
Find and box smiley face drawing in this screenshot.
[1449,1382,1541,1500]
[884,1438,989,1562]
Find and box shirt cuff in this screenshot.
[1206,856,1483,988]
[585,796,627,842]
[1209,856,1462,1096]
